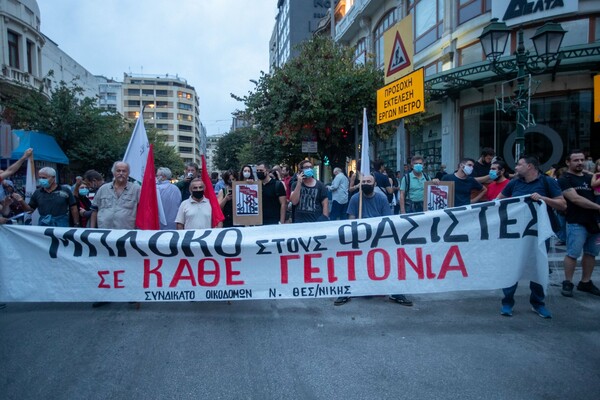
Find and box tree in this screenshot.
[1,81,183,178]
[233,36,392,168]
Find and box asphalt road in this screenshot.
[2,267,600,400]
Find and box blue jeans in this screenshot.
[330,200,348,221]
[502,281,545,308]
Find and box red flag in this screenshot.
[201,155,225,228]
[135,144,159,230]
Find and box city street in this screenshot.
[2,261,599,400]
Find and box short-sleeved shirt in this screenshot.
[261,178,286,225]
[558,172,599,225]
[29,185,76,217]
[92,181,140,229]
[501,173,561,198]
[442,174,483,207]
[486,179,510,201]
[373,171,392,203]
[400,171,429,202]
[175,196,212,229]
[157,181,182,230]
[473,161,491,178]
[291,180,328,223]
[347,191,392,218]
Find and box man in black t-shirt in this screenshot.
[473,147,495,184]
[290,160,328,223]
[256,162,286,225]
[558,150,600,298]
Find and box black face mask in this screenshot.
[256,171,267,180]
[361,184,374,195]
[192,190,204,199]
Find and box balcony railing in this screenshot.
[1,65,51,96]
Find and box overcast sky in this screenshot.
[37,0,277,136]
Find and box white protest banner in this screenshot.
[0,197,552,302]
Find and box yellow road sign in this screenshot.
[377,68,425,125]
[384,15,414,84]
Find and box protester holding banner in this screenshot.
[558,150,600,298]
[497,155,566,318]
[90,161,140,230]
[334,174,413,307]
[176,178,221,229]
[18,167,79,228]
[442,158,486,207]
[290,160,328,223]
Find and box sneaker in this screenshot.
[561,280,574,297]
[576,280,600,296]
[500,305,513,317]
[334,296,350,306]
[389,294,413,306]
[531,305,552,319]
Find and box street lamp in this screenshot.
[479,19,566,159]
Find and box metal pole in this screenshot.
[514,30,528,159]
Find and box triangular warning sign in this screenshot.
[387,31,411,77]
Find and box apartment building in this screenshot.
[122,73,203,165]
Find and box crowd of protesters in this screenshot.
[0,146,599,316]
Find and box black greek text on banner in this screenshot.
[0,197,553,302]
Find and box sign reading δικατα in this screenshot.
[377,68,424,124]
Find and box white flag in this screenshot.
[123,115,166,225]
[360,108,370,176]
[25,156,36,204]
[123,116,149,183]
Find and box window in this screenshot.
[156,112,169,119]
[178,103,193,111]
[156,89,168,97]
[142,89,154,96]
[354,38,367,65]
[408,0,444,53]
[26,40,34,74]
[127,89,139,96]
[8,31,20,69]
[179,136,193,143]
[156,101,169,108]
[178,113,193,122]
[177,91,192,99]
[373,9,399,69]
[127,100,140,107]
[459,42,483,66]
[179,146,193,154]
[458,0,491,26]
[178,124,193,132]
[156,123,168,130]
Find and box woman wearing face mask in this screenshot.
[74,181,93,227]
[441,157,486,207]
[217,170,236,228]
[239,165,255,182]
[486,160,510,201]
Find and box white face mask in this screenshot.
[243,171,251,179]
[463,165,473,176]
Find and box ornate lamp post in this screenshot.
[479,19,566,159]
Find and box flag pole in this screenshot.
[358,108,370,219]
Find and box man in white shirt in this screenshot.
[176,179,221,229]
[327,167,349,220]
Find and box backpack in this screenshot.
[402,172,430,201]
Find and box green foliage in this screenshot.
[233,36,390,168]
[1,81,184,178]
[146,127,185,175]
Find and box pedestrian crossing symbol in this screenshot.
[387,31,411,77]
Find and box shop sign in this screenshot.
[492,0,578,26]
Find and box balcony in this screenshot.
[335,0,381,43]
[0,65,51,97]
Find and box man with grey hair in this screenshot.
[156,167,181,230]
[17,166,79,227]
[327,167,349,220]
[90,161,140,229]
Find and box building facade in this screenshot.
[122,73,203,165]
[205,133,223,174]
[335,0,600,174]
[270,0,334,71]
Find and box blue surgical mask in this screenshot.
[79,188,90,196]
[38,178,50,188]
[489,170,498,180]
[303,168,314,178]
[413,164,423,173]
[463,165,473,176]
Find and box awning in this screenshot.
[10,130,69,164]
